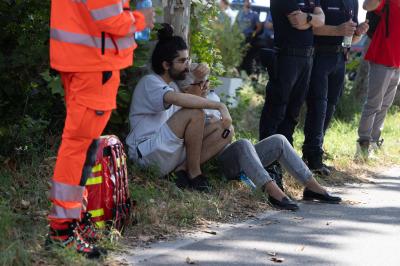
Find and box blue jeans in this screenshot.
[303,53,345,156]
[259,55,313,145]
[217,135,312,188]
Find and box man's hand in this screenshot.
[139,8,155,29]
[288,10,308,28]
[355,20,369,36]
[184,84,202,97]
[192,63,210,81]
[337,19,357,36]
[218,103,232,129]
[200,80,209,97]
[185,80,209,97]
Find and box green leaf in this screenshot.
[117,89,132,104]
[49,76,63,96]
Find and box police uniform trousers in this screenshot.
[259,53,313,145]
[303,52,346,156]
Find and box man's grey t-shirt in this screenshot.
[126,74,178,154]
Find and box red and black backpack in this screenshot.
[85,135,133,231]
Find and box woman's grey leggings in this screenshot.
[217,134,312,188]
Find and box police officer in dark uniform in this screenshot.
[259,0,325,145]
[302,0,369,176]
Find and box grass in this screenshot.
[0,75,399,265]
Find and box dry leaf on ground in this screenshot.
[270,257,285,263]
[202,230,217,235]
[186,257,196,264]
[261,220,279,226]
[342,200,363,205]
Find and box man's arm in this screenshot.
[164,91,232,128]
[265,21,273,31]
[352,20,369,44]
[363,0,382,11]
[251,14,263,37]
[265,13,274,30]
[287,7,325,30]
[164,91,221,110]
[287,11,311,30]
[313,20,368,44]
[85,0,154,37]
[313,20,357,36]
[309,7,325,28]
[255,22,263,34]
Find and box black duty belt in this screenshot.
[277,47,314,57]
[314,45,347,54]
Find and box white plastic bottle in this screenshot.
[342,11,354,48]
[205,89,221,119]
[342,35,353,48]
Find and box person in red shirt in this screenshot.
[356,0,400,159]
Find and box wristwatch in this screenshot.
[306,13,313,23]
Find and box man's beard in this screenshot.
[169,67,188,80]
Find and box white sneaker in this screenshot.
[370,142,379,152]
[370,138,384,152]
[355,141,369,160]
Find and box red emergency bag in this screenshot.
[85,135,132,231]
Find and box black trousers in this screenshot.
[259,54,313,145]
[303,52,346,156]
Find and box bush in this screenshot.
[0,0,65,160]
[211,19,245,76]
[190,0,225,86]
[0,1,155,159]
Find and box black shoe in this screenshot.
[303,152,331,177]
[268,196,299,211]
[265,163,284,192]
[322,163,334,171]
[190,174,211,192]
[312,165,331,176]
[303,188,341,204]
[173,170,191,189]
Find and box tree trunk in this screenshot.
[163,0,191,42]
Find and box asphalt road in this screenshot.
[118,167,400,266]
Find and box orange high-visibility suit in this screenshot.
[49,0,146,222]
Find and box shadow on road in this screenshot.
[124,168,400,265]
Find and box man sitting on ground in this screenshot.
[176,66,342,211]
[126,24,233,191]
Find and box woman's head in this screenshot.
[151,23,189,80]
[176,63,210,97]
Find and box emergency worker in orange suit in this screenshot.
[46,0,154,258]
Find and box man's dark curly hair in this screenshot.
[151,23,188,75]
